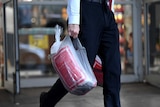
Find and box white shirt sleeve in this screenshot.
[111,0,114,12]
[67,0,80,25]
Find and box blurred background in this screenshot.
[0,0,160,106]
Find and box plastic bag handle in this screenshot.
[72,38,84,50]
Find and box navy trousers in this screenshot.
[45,1,121,107]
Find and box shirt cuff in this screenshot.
[68,15,80,25]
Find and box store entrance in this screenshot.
[18,0,143,87]
[1,0,144,92]
[144,0,160,87]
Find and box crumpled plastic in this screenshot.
[50,25,97,95]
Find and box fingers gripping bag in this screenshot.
[50,25,97,95]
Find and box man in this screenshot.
[40,0,121,107]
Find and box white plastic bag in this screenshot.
[50,25,62,54]
[50,25,97,95]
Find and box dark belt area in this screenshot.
[83,0,107,4]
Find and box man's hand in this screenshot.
[68,24,80,38]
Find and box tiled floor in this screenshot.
[0,83,160,107]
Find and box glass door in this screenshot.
[17,1,67,88]
[115,0,143,82]
[2,0,20,94]
[144,0,160,87]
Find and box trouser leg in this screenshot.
[100,35,121,107]
[100,10,121,107]
[80,1,121,107]
[44,79,68,107]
